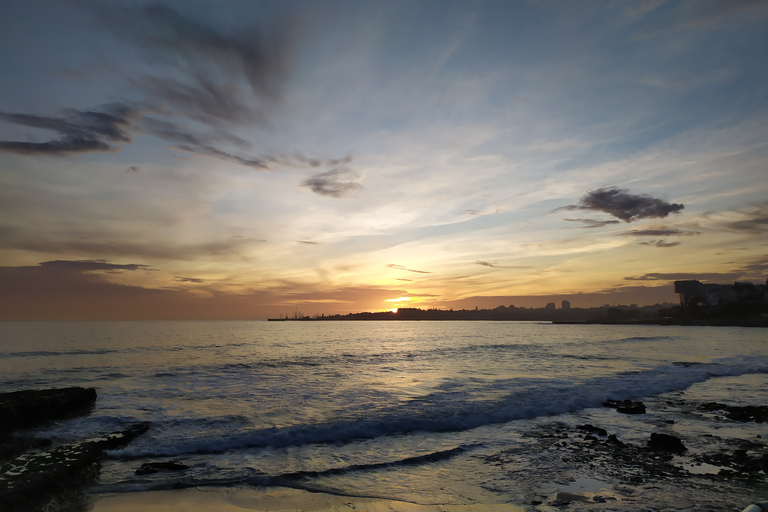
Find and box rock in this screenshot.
[647,433,686,453]
[555,491,590,503]
[604,399,646,414]
[0,436,52,461]
[578,424,608,436]
[724,405,768,423]
[0,422,149,511]
[0,387,97,434]
[135,461,190,475]
[699,403,768,423]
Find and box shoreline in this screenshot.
[87,486,528,512]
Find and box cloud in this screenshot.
[638,240,680,248]
[302,168,363,198]
[563,218,622,228]
[38,260,154,272]
[0,232,260,261]
[720,204,768,234]
[0,102,273,169]
[622,229,701,237]
[475,261,531,269]
[175,276,205,283]
[138,116,270,169]
[0,261,411,320]
[624,258,768,282]
[387,264,431,274]
[0,103,140,156]
[95,2,292,125]
[559,187,684,223]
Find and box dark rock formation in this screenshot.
[604,399,646,414]
[0,387,97,434]
[647,432,686,453]
[577,424,608,436]
[0,422,149,511]
[699,402,768,423]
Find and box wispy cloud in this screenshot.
[94,2,293,126]
[475,261,531,269]
[625,257,768,282]
[38,260,155,272]
[563,218,622,228]
[175,276,205,283]
[622,228,701,237]
[387,264,431,274]
[558,187,684,222]
[638,240,680,248]
[0,103,140,156]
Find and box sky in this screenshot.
[1,0,767,320]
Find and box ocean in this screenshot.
[1,320,767,510]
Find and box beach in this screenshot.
[88,486,528,512]
[1,321,766,511]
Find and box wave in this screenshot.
[100,445,472,495]
[109,360,767,459]
[1,348,120,358]
[614,335,678,343]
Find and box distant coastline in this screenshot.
[270,305,768,327]
[269,279,768,327]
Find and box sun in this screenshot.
[384,296,412,312]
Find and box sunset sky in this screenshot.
[1,0,767,320]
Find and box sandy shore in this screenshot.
[88,486,527,512]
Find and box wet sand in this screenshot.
[88,486,527,512]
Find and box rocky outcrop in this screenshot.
[647,432,687,453]
[0,388,149,512]
[0,422,150,511]
[0,387,97,434]
[603,399,646,414]
[699,402,768,423]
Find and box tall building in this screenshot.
[561,300,571,311]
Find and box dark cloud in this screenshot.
[175,276,205,283]
[0,103,140,156]
[127,166,140,173]
[297,240,319,245]
[38,260,154,272]
[290,154,352,168]
[387,264,431,274]
[563,218,622,228]
[95,2,292,126]
[638,240,680,248]
[0,102,273,169]
[559,187,684,223]
[302,168,363,198]
[622,228,701,237]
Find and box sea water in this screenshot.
[1,321,766,509]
